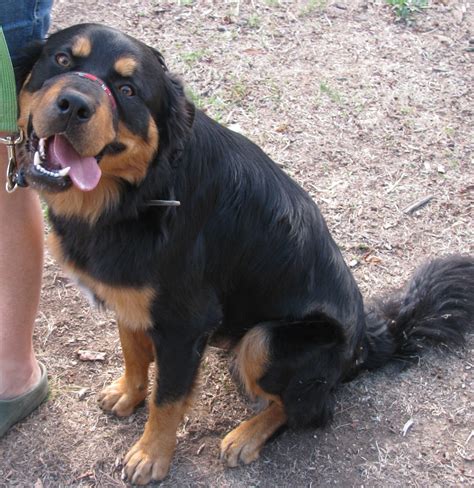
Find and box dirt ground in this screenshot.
[1,0,473,486]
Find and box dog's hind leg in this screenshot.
[220,326,287,467]
[221,316,347,466]
[98,322,154,417]
[221,401,286,467]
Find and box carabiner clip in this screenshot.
[1,130,24,193]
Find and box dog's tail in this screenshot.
[361,255,474,370]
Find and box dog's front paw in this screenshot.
[122,438,172,485]
[97,375,147,417]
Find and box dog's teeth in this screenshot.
[33,152,69,179]
[39,138,46,160]
[34,151,42,168]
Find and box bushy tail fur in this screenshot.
[363,255,474,370]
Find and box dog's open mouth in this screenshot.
[29,133,102,192]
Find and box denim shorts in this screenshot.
[0,0,53,66]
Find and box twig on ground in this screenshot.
[403,195,434,214]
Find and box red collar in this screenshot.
[72,71,116,109]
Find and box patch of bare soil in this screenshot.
[1,1,472,486]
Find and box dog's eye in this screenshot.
[55,53,71,67]
[119,84,135,97]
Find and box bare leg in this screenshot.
[0,143,44,399]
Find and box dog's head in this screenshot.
[17,23,194,221]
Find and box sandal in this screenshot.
[0,361,49,438]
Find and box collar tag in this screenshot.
[146,200,181,207]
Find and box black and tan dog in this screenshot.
[15,23,473,484]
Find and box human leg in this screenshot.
[0,0,53,434]
[0,161,44,400]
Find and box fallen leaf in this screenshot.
[364,255,382,265]
[242,48,265,56]
[275,123,289,133]
[77,350,106,361]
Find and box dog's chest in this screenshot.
[48,230,156,331]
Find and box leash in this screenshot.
[0,27,25,193]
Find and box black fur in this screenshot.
[19,24,474,437]
[363,255,474,370]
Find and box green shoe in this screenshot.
[0,362,49,438]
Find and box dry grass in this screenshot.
[0,1,472,486]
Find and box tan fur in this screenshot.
[224,328,290,467]
[123,394,193,484]
[41,119,158,224]
[18,73,159,224]
[98,323,154,416]
[18,80,67,136]
[114,57,138,77]
[72,36,92,58]
[220,402,287,467]
[30,84,115,155]
[43,177,122,224]
[17,89,35,134]
[19,75,115,156]
[99,120,159,184]
[48,231,156,331]
[234,326,280,403]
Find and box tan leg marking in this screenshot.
[123,396,191,485]
[98,323,154,416]
[221,326,287,467]
[220,402,287,467]
[234,325,279,402]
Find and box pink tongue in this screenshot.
[47,135,102,191]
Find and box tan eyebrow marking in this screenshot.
[71,36,92,57]
[114,57,138,77]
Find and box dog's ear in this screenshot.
[150,48,195,160]
[14,40,45,92]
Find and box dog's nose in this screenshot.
[56,91,95,122]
